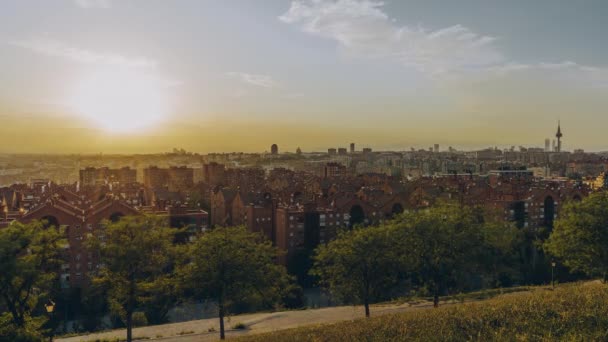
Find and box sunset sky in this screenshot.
[1,0,607,153]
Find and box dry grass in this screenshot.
[236,282,608,342]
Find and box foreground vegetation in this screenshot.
[237,282,608,342]
[5,192,608,341]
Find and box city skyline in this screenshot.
[1,0,608,153]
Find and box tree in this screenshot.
[392,203,514,307]
[0,221,64,340]
[311,224,402,317]
[478,219,522,287]
[87,216,178,342]
[186,226,291,340]
[545,192,608,281]
[143,243,189,325]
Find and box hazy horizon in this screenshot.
[2,0,607,153]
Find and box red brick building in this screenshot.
[21,194,138,287]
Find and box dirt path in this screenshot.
[57,300,441,342]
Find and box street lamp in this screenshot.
[551,261,556,289]
[44,300,55,342]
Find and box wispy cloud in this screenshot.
[487,61,608,88]
[226,72,278,88]
[9,38,157,68]
[280,0,503,75]
[280,0,608,88]
[73,0,112,9]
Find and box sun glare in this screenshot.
[70,68,168,133]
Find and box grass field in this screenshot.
[236,282,608,342]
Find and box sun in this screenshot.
[70,68,169,133]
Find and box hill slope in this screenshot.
[236,282,608,342]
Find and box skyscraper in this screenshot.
[271,144,279,155]
[350,143,355,153]
[545,139,550,152]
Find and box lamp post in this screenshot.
[44,300,55,342]
[551,261,556,289]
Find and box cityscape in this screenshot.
[2,1,608,342]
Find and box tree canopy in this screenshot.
[0,221,64,341]
[185,226,292,340]
[545,191,608,280]
[392,204,518,306]
[312,203,520,312]
[312,224,402,317]
[87,215,178,342]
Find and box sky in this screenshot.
[1,0,607,153]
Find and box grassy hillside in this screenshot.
[236,282,608,341]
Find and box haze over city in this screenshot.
[1,0,607,153]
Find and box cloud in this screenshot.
[280,0,503,75]
[226,72,278,88]
[486,61,608,88]
[73,0,112,8]
[279,0,608,88]
[9,38,157,68]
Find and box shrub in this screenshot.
[232,322,247,330]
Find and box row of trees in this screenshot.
[313,204,520,316]
[2,193,608,341]
[315,193,608,317]
[1,218,296,341]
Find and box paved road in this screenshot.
[57,300,439,342]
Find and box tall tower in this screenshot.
[555,121,563,153]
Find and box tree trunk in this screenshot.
[219,304,225,340]
[433,293,439,308]
[127,274,135,342]
[363,276,370,317]
[126,310,133,342]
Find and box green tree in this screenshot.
[0,221,64,340]
[143,243,189,325]
[393,203,514,307]
[186,226,291,340]
[87,216,177,342]
[545,192,608,281]
[311,224,402,317]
